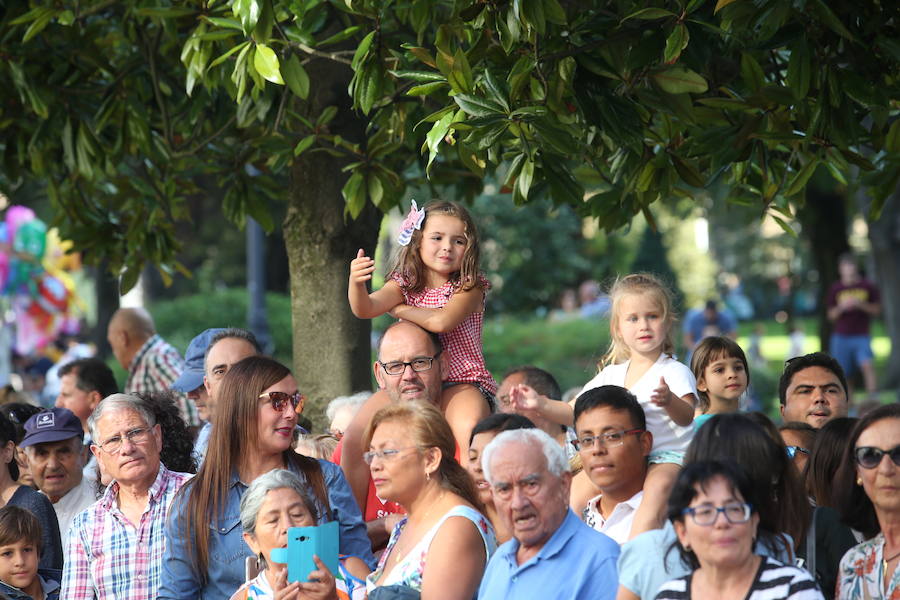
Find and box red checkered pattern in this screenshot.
[390,272,497,394]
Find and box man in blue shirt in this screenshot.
[478,428,620,600]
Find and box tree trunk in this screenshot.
[860,185,900,390]
[283,51,382,417]
[798,186,850,351]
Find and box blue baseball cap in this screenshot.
[20,408,83,448]
[171,328,226,393]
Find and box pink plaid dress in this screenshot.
[390,272,497,396]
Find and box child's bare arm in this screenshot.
[509,383,574,427]
[389,286,482,333]
[348,249,404,318]
[650,377,695,427]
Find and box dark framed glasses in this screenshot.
[378,351,442,376]
[682,502,752,526]
[855,445,900,469]
[786,446,810,459]
[259,391,303,412]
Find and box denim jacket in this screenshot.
[158,459,373,600]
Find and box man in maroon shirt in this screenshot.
[827,253,881,401]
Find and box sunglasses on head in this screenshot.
[258,391,302,412]
[855,445,900,469]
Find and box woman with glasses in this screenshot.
[618,413,809,599]
[655,460,822,599]
[835,404,900,599]
[364,402,495,599]
[159,356,372,600]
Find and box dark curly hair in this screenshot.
[138,391,198,475]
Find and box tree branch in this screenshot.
[178,115,238,157]
[291,42,354,65]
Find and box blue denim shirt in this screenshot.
[158,459,373,600]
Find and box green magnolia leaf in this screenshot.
[351,31,375,69]
[407,81,447,96]
[367,173,384,207]
[253,44,284,85]
[22,8,56,43]
[543,0,567,25]
[232,0,260,35]
[885,120,900,154]
[664,24,689,64]
[211,41,250,69]
[785,158,820,196]
[624,8,675,20]
[321,25,364,48]
[203,17,243,30]
[787,40,811,99]
[342,172,366,219]
[714,0,739,12]
[453,94,507,118]
[389,70,446,82]
[810,0,856,41]
[57,10,75,25]
[517,157,535,200]
[741,53,765,92]
[293,134,316,156]
[651,67,708,94]
[424,110,456,172]
[670,154,705,187]
[282,54,309,98]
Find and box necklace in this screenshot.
[883,548,900,575]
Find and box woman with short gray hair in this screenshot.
[230,469,369,600]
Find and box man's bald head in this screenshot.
[374,321,445,405]
[107,308,157,370]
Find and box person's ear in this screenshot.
[696,378,708,393]
[203,376,212,396]
[639,430,653,456]
[423,446,442,476]
[373,362,386,390]
[674,519,690,549]
[243,532,260,556]
[779,403,785,417]
[90,444,101,460]
[87,390,103,412]
[151,424,162,450]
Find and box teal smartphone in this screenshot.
[269,520,340,583]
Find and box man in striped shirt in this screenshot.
[61,394,191,600]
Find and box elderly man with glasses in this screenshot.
[478,427,620,600]
[60,394,191,600]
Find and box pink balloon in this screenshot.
[5,205,36,244]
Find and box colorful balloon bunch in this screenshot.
[0,206,81,354]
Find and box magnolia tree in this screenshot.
[3,0,900,397]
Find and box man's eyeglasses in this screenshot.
[855,445,900,469]
[786,446,810,460]
[378,352,442,376]
[363,446,420,465]
[682,502,752,526]
[96,427,154,455]
[571,428,644,451]
[259,391,303,413]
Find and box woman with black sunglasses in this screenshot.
[158,355,373,600]
[835,403,900,599]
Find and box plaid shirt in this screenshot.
[391,272,497,394]
[124,334,197,426]
[61,464,191,600]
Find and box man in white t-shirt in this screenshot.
[20,408,95,545]
[573,385,651,544]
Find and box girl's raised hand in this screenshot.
[510,383,545,416]
[296,555,338,600]
[271,565,302,600]
[349,248,376,283]
[650,377,673,407]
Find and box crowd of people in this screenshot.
[0,200,892,600]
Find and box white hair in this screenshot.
[325,392,370,422]
[88,393,156,442]
[481,428,568,485]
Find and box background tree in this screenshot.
[3,0,899,401]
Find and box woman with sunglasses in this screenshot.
[364,401,495,599]
[835,404,900,599]
[159,356,373,600]
[656,460,822,599]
